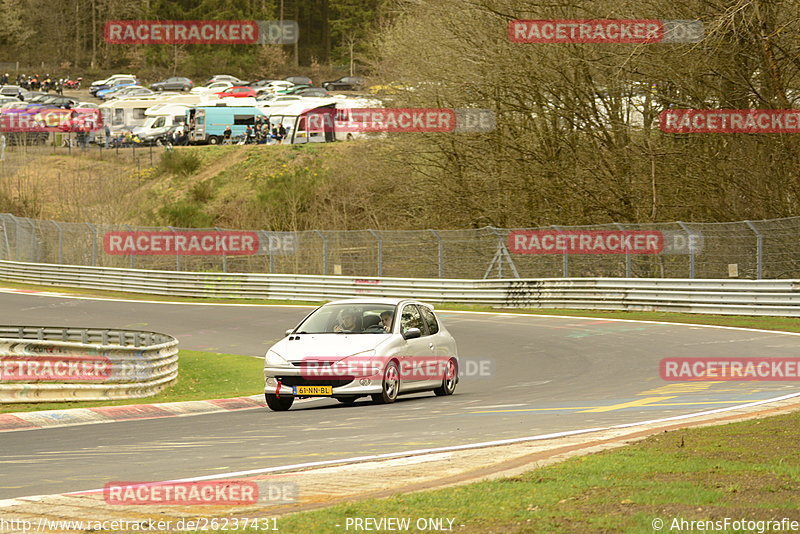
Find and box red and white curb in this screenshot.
[0,394,267,433]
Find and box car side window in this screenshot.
[400,305,424,335]
[419,306,439,335]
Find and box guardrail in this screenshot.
[0,324,178,403]
[0,259,799,316]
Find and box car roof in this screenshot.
[322,298,433,308]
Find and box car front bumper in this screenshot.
[263,365,384,396]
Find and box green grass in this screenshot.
[275,411,800,533]
[0,350,264,413]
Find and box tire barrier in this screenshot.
[0,326,178,403]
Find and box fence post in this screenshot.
[369,229,383,277]
[676,222,696,278]
[744,220,763,280]
[124,224,135,268]
[430,229,444,278]
[551,225,569,277]
[215,227,227,273]
[314,230,328,275]
[168,226,180,271]
[52,220,63,264]
[8,213,19,261]
[88,223,98,266]
[613,222,632,277]
[27,218,36,263]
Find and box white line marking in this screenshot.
[33,390,795,500]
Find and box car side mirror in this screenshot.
[285,329,294,336]
[403,328,421,340]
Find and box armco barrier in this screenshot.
[0,259,799,316]
[0,325,178,403]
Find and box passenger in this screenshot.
[333,309,359,333]
[380,311,394,332]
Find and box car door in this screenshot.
[397,303,435,392]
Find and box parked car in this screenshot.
[90,74,137,96]
[322,76,366,91]
[294,88,330,98]
[105,86,155,100]
[191,81,234,95]
[207,75,245,85]
[276,84,310,95]
[151,77,193,92]
[0,85,26,100]
[256,81,294,94]
[216,86,257,99]
[94,77,138,99]
[263,298,459,411]
[248,79,279,90]
[285,76,312,86]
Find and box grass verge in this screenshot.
[0,350,264,413]
[275,410,800,533]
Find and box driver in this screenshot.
[333,309,359,333]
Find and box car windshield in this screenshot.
[295,304,395,334]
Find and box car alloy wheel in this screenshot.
[372,361,399,404]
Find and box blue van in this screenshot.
[186,103,266,145]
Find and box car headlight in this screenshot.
[265,350,290,367]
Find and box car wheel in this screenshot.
[336,396,358,405]
[371,361,399,404]
[265,393,294,411]
[433,358,458,396]
[207,136,221,145]
[183,86,190,91]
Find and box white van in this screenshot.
[132,105,188,144]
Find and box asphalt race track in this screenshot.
[1,290,799,499]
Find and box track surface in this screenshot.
[1,291,799,499]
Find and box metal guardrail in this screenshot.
[0,324,179,403]
[0,259,798,316]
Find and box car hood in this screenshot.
[269,334,390,361]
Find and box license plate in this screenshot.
[294,385,332,396]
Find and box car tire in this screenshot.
[265,393,294,411]
[336,396,358,405]
[371,361,400,404]
[433,358,458,396]
[207,136,221,145]
[183,86,190,91]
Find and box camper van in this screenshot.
[264,97,383,144]
[132,104,189,144]
[186,101,267,145]
[98,94,210,142]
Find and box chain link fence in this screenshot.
[1,213,799,279]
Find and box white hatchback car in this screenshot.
[263,298,459,411]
